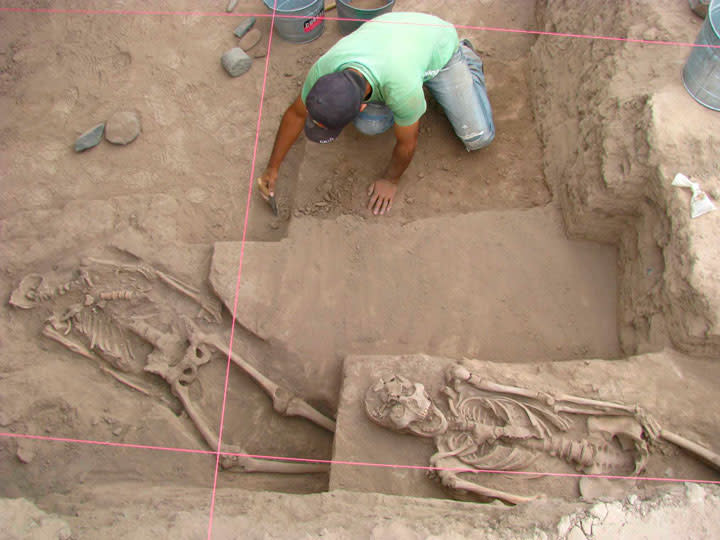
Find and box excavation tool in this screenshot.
[257,177,279,215]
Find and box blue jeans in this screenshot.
[353,43,495,151]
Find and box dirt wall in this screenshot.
[530,0,720,357]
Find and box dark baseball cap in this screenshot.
[304,70,366,144]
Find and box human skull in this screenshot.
[365,374,448,437]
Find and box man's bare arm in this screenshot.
[259,95,307,196]
[367,121,420,215]
[385,121,420,181]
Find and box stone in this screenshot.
[74,122,105,152]
[16,440,35,464]
[233,17,256,39]
[566,526,587,540]
[221,48,252,77]
[226,0,239,13]
[250,45,267,59]
[239,28,261,51]
[105,111,141,145]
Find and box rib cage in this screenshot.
[72,309,135,372]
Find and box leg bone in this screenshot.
[184,319,336,432]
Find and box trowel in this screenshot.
[257,177,279,216]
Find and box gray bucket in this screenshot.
[336,0,395,35]
[682,0,720,111]
[263,0,325,43]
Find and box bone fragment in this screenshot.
[184,318,336,432]
[84,256,222,322]
[98,365,152,397]
[660,430,720,472]
[10,270,92,309]
[173,380,328,473]
[42,325,98,361]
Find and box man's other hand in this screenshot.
[367,179,397,215]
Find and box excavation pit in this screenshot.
[1,0,719,537]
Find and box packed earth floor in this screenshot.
[1,1,720,539]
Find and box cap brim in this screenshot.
[304,115,343,144]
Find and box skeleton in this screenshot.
[365,365,720,505]
[9,269,93,309]
[126,316,334,473]
[10,257,332,475]
[83,256,223,323]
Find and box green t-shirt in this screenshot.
[301,12,459,126]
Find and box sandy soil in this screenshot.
[1,0,720,538]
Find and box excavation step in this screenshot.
[210,207,619,404]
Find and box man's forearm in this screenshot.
[267,104,306,171]
[384,140,416,182]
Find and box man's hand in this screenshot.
[367,179,397,215]
[258,168,278,200]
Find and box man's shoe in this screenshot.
[460,38,479,55]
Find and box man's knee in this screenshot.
[462,125,495,151]
[353,104,394,136]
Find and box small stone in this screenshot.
[105,111,141,145]
[57,526,73,540]
[0,411,12,426]
[269,222,280,230]
[293,209,302,217]
[112,426,123,436]
[239,28,261,51]
[314,201,328,207]
[405,196,415,205]
[74,122,105,152]
[233,17,256,38]
[226,0,239,13]
[417,172,425,179]
[250,45,267,59]
[222,48,252,77]
[16,440,35,464]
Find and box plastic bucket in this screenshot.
[263,0,325,43]
[336,0,395,35]
[682,0,720,111]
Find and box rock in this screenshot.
[105,111,141,145]
[74,122,105,152]
[221,48,252,77]
[250,45,267,59]
[16,440,35,464]
[233,17,256,39]
[239,28,261,51]
[226,0,239,13]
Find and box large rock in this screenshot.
[221,48,252,77]
[105,111,141,145]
